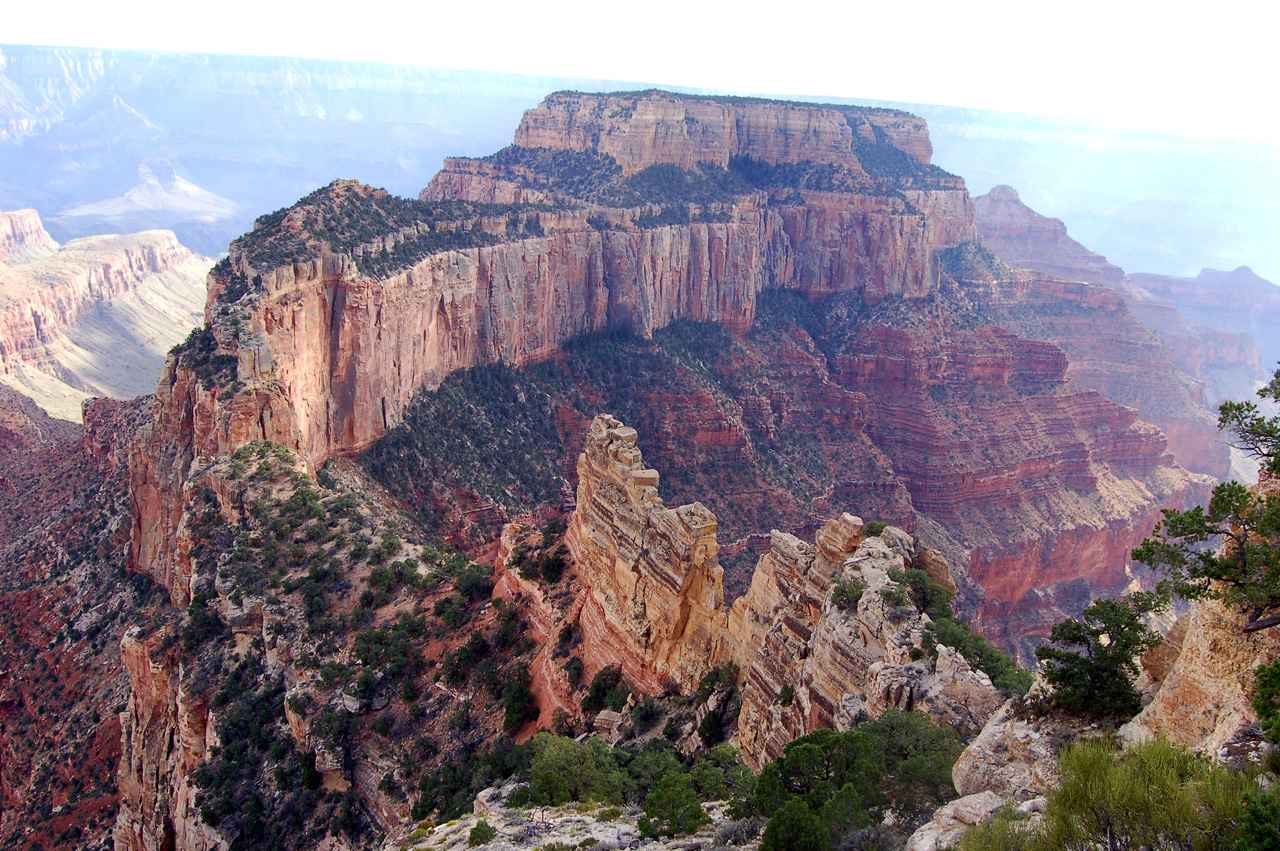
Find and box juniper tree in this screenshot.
[1132,365,1280,633]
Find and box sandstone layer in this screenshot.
[566,414,730,693]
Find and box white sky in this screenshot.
[8,0,1279,145]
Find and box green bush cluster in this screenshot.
[1035,593,1163,719]
[582,666,631,714]
[960,738,1280,851]
[750,710,963,833]
[235,181,546,274]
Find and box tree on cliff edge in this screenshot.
[1133,364,1280,634]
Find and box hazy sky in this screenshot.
[10,0,1278,145]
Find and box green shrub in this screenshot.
[960,738,1269,851]
[831,577,866,612]
[582,666,630,713]
[1254,659,1280,745]
[752,710,961,825]
[1036,593,1163,720]
[760,799,827,851]
[640,773,709,838]
[863,521,888,537]
[468,819,496,846]
[528,734,629,806]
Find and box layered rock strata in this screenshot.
[565,414,1004,769]
[0,216,208,419]
[0,208,59,263]
[973,185,1123,285]
[566,414,730,693]
[132,90,972,606]
[973,185,1264,478]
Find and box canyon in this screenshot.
[974,184,1270,480]
[0,88,1258,850]
[0,208,209,420]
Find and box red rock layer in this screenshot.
[973,185,1123,285]
[562,417,1003,768]
[973,186,1261,478]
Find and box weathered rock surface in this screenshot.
[728,520,1002,768]
[567,414,731,693]
[115,628,228,851]
[905,791,1011,851]
[973,186,1262,479]
[951,697,1064,800]
[1122,593,1280,756]
[566,414,1003,767]
[506,90,935,176]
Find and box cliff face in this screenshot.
[507,91,934,176]
[973,186,1123,285]
[131,90,971,605]
[566,415,731,693]
[565,414,1004,769]
[0,218,209,420]
[0,208,59,263]
[972,186,1251,480]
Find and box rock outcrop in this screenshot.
[507,91,934,176]
[1122,592,1280,756]
[1131,266,1280,386]
[727,519,1003,768]
[0,217,209,419]
[973,186,1123,285]
[566,414,731,693]
[565,414,1004,768]
[115,628,227,851]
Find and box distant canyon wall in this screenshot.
[0,211,208,419]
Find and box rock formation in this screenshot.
[1121,468,1280,758]
[726,519,1003,768]
[565,414,1004,769]
[0,208,60,263]
[566,414,730,693]
[0,213,209,419]
[110,92,1224,848]
[1130,266,1280,382]
[973,186,1123,286]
